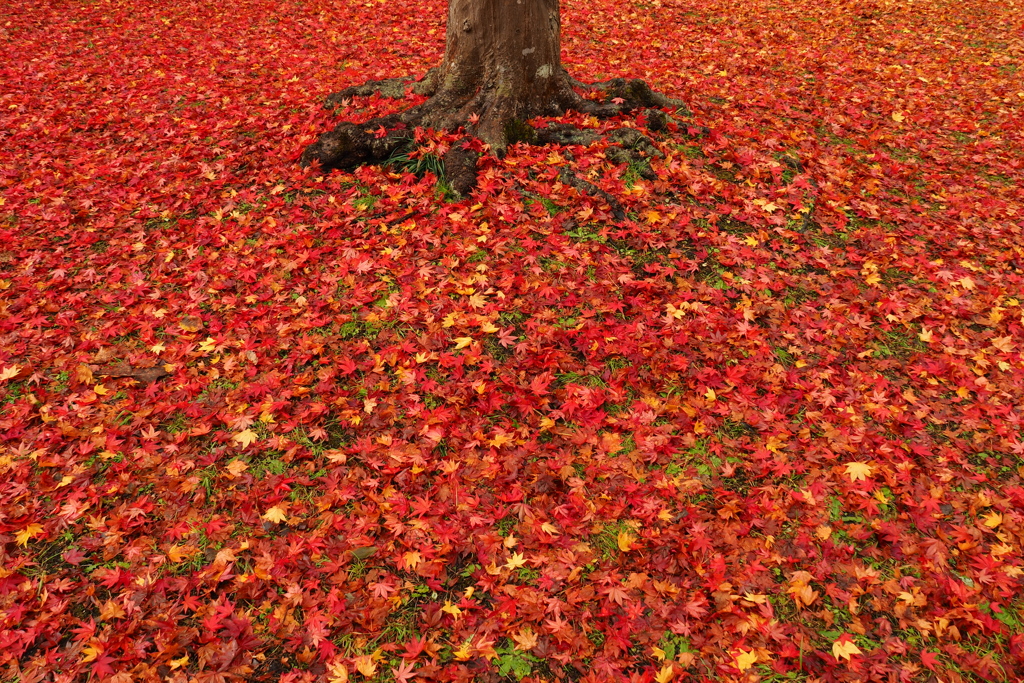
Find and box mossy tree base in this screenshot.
[300,0,685,196]
[299,73,685,197]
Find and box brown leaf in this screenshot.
[93,361,168,383]
[179,315,204,332]
[75,363,94,385]
[351,546,378,560]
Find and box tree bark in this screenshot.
[426,0,577,148]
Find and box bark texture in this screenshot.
[430,0,576,146]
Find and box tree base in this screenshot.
[300,70,687,199]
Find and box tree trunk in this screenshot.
[425,0,577,149]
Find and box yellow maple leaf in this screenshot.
[512,627,538,651]
[169,655,192,671]
[326,663,349,683]
[226,459,248,477]
[919,327,934,343]
[983,511,1003,528]
[617,530,636,552]
[167,544,191,563]
[452,640,473,661]
[845,462,874,482]
[0,364,21,382]
[734,649,758,671]
[354,654,378,677]
[233,428,258,449]
[787,570,820,608]
[199,337,217,353]
[82,644,103,663]
[262,506,288,524]
[991,336,1015,353]
[441,600,462,618]
[541,522,560,536]
[93,383,109,396]
[480,321,499,333]
[99,599,126,621]
[488,432,512,448]
[15,523,43,546]
[991,542,1015,559]
[891,111,905,122]
[655,663,675,683]
[504,552,527,570]
[403,550,422,570]
[453,337,474,349]
[762,202,778,213]
[651,645,667,661]
[832,639,863,661]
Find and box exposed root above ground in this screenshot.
[300,70,688,200]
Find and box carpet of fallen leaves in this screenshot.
[2,0,1024,680]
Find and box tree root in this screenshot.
[557,167,625,221]
[301,71,686,202]
[579,77,689,114]
[443,143,481,197]
[324,68,441,108]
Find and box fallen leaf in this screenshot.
[16,523,44,546]
[734,649,757,671]
[354,654,378,677]
[233,428,258,449]
[226,459,248,477]
[262,506,288,524]
[982,511,1002,528]
[504,551,527,570]
[512,627,538,651]
[326,663,349,683]
[845,462,874,482]
[832,638,863,661]
[351,546,378,560]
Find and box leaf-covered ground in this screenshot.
[2,0,1024,680]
